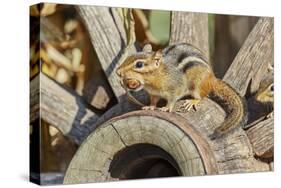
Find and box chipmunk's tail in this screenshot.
[209,78,247,139]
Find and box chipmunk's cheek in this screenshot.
[125,78,141,90]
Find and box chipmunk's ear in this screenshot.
[142,43,152,53]
[154,49,162,59]
[154,49,163,67]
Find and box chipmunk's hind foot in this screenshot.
[181,99,201,111]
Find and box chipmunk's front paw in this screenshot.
[142,106,156,111]
[159,107,172,112]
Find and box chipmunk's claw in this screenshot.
[181,99,200,111]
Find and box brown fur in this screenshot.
[209,79,247,138]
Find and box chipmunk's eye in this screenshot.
[135,61,144,69]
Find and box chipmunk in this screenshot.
[244,71,274,129]
[116,43,247,139]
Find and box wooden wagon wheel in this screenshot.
[29,5,273,184]
[64,110,218,183]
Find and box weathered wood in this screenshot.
[40,73,100,143]
[223,17,274,96]
[170,12,209,59]
[246,117,273,158]
[175,99,269,174]
[76,5,136,100]
[64,12,272,176]
[80,33,116,110]
[82,75,115,110]
[63,22,274,177]
[36,8,273,181]
[64,110,217,184]
[37,72,146,144]
[30,75,39,122]
[64,104,270,184]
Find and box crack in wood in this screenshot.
[111,123,128,147]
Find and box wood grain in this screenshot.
[170,11,209,60]
[30,74,39,123]
[76,5,136,100]
[40,73,100,143]
[223,17,274,96]
[64,111,215,184]
[246,117,273,158]
[176,99,267,174]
